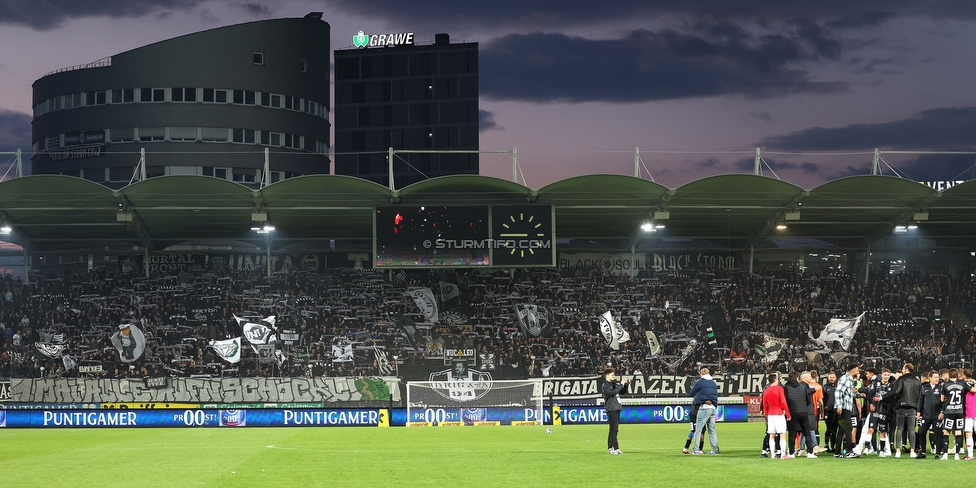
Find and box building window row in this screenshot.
[33,87,327,120]
[38,127,328,155]
[61,165,303,184]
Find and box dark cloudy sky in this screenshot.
[1,0,975,188]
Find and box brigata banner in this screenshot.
[543,374,769,404]
[1,408,384,428]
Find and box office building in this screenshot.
[334,33,478,188]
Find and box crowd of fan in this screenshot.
[0,262,970,381]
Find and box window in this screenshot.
[261,92,270,106]
[140,88,152,102]
[138,127,165,142]
[232,129,255,144]
[284,96,294,110]
[112,89,133,103]
[270,133,281,146]
[270,171,283,183]
[109,128,134,142]
[216,90,227,103]
[233,171,256,183]
[153,89,165,102]
[270,94,281,108]
[299,59,307,72]
[245,91,255,105]
[172,87,197,102]
[201,127,228,142]
[169,127,197,141]
[203,88,214,102]
[253,52,265,65]
[213,167,230,180]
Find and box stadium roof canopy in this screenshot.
[0,173,973,253]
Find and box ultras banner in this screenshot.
[542,373,770,403]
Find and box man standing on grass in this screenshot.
[689,367,720,455]
[879,362,921,458]
[602,368,628,455]
[762,372,791,459]
[834,363,860,458]
[916,370,943,459]
[822,371,838,453]
[784,371,817,458]
[938,368,970,460]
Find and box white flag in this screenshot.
[599,310,630,351]
[210,337,242,363]
[332,343,354,362]
[62,355,78,371]
[410,288,439,323]
[645,331,661,356]
[810,312,865,351]
[439,281,460,302]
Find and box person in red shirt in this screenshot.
[762,372,792,459]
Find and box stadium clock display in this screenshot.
[491,205,554,267]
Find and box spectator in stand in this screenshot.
[762,372,791,459]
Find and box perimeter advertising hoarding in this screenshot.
[1,405,747,428]
[374,205,554,268]
[1,408,382,428]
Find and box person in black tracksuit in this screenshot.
[823,372,838,453]
[602,368,629,454]
[917,370,943,458]
[784,371,816,457]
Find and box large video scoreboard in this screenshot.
[374,205,554,268]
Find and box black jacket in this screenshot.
[602,380,627,412]
[882,373,922,410]
[784,379,812,417]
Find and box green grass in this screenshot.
[0,423,966,487]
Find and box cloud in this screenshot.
[324,1,971,32]
[761,107,976,151]
[481,27,848,103]
[479,109,502,131]
[749,111,772,122]
[0,0,211,30]
[235,2,272,17]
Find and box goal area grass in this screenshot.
[0,422,967,487]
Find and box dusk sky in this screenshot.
[1,1,975,189]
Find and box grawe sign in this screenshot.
[353,30,415,48]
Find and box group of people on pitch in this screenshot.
[762,362,976,460]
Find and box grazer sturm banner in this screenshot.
[542,374,770,403]
[558,252,646,273]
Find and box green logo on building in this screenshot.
[353,30,369,48]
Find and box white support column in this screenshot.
[262,147,271,188]
[754,148,761,175]
[863,246,871,284]
[872,148,880,175]
[388,147,395,191]
[15,149,22,178]
[635,147,640,178]
[512,148,518,183]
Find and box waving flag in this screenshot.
[236,315,277,345]
[210,337,242,363]
[599,311,630,351]
[410,288,438,323]
[809,312,866,351]
[515,303,553,337]
[645,331,661,356]
[110,323,146,363]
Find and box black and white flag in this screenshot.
[515,303,553,337]
[332,343,354,362]
[809,312,865,351]
[410,288,438,323]
[110,323,146,363]
[36,342,67,359]
[599,310,630,351]
[645,331,661,356]
[236,315,277,345]
[439,281,460,302]
[373,348,395,375]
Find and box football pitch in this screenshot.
[0,422,969,487]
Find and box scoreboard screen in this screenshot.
[375,206,490,267]
[374,205,554,268]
